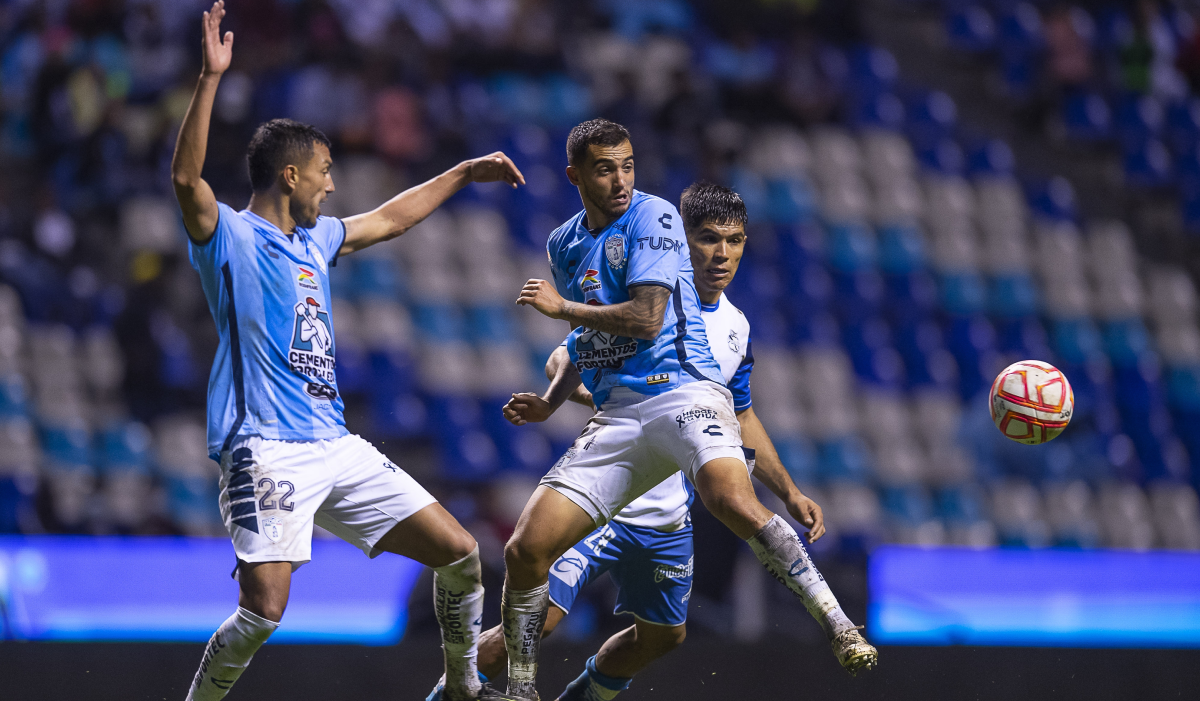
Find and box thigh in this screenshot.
[314,434,439,558]
[541,411,678,527]
[372,502,475,568]
[548,523,628,614]
[645,383,746,483]
[218,436,333,568]
[609,525,694,627]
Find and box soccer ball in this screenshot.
[989,360,1074,445]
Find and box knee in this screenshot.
[503,536,553,578]
[446,530,478,563]
[242,592,287,623]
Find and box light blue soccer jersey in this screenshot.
[547,190,723,407]
[188,203,349,457]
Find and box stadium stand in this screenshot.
[0,0,1196,571]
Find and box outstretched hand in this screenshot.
[465,152,525,189]
[787,493,826,544]
[503,393,553,425]
[202,1,234,77]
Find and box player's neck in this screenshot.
[247,192,298,234]
[582,201,617,232]
[696,284,721,306]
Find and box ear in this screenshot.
[281,164,299,193]
[565,164,580,187]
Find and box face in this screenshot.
[567,140,634,223]
[687,221,747,298]
[286,142,334,229]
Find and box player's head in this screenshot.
[565,119,634,223]
[681,182,748,300]
[247,118,334,229]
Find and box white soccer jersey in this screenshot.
[611,293,754,530]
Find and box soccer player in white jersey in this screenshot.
[431,182,875,700]
[489,121,875,701]
[170,5,525,701]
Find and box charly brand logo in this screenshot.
[605,235,626,269]
[654,556,693,583]
[297,266,319,291]
[675,407,718,428]
[262,516,283,543]
[580,269,602,293]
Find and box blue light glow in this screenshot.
[0,536,425,644]
[868,546,1200,647]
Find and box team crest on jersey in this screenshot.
[580,269,602,294]
[297,266,319,291]
[262,516,283,543]
[574,328,637,371]
[605,236,626,269]
[290,297,336,385]
[728,329,740,353]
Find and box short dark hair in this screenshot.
[680,182,748,232]
[566,118,631,166]
[246,118,331,192]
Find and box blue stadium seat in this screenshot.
[877,222,927,274]
[0,373,29,418]
[834,270,886,321]
[939,272,989,316]
[96,422,151,474]
[1061,91,1113,142]
[1028,177,1077,221]
[917,137,966,175]
[847,46,899,96]
[1166,98,1200,151]
[997,2,1045,54]
[884,270,939,320]
[967,138,1016,176]
[354,257,403,300]
[817,437,873,483]
[1115,94,1165,147]
[1122,138,1173,189]
[825,221,876,272]
[849,92,906,130]
[414,304,468,342]
[1051,318,1105,365]
[765,177,818,224]
[946,4,996,53]
[881,484,934,524]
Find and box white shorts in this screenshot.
[217,433,437,567]
[542,381,746,527]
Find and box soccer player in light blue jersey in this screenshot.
[170,5,524,701]
[434,183,875,701]
[490,122,875,701]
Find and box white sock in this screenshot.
[185,607,278,700]
[502,581,549,698]
[434,546,485,700]
[746,515,855,640]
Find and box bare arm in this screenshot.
[545,345,593,408]
[340,153,525,257]
[517,281,669,341]
[170,2,233,244]
[503,348,584,425]
[738,406,826,543]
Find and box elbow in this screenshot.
[171,170,198,192]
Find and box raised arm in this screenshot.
[737,406,826,543]
[516,281,669,341]
[171,2,233,244]
[339,154,525,257]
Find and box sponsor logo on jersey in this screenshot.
[605,235,626,269]
[297,266,319,291]
[580,269,602,293]
[653,555,694,583]
[675,407,718,427]
[573,328,637,371]
[262,516,283,543]
[635,236,684,253]
[290,297,337,385]
[647,373,669,385]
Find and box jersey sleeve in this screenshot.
[547,231,572,299]
[730,334,754,410]
[309,215,347,267]
[187,202,235,273]
[625,200,687,290]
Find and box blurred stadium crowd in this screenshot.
[0,0,1198,583]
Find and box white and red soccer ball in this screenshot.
[989,360,1074,445]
